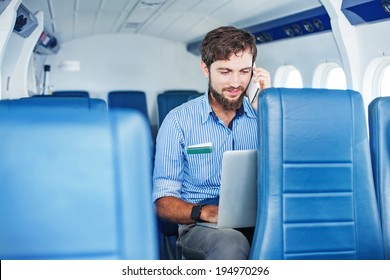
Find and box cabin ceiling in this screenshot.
[23,0,322,44]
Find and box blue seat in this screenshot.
[108,91,149,120]
[52,90,90,98]
[155,89,199,259]
[0,97,107,112]
[368,97,390,259]
[188,93,203,101]
[0,109,158,259]
[250,88,384,260]
[157,90,200,127]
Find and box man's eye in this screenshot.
[220,71,229,75]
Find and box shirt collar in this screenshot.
[200,91,257,124]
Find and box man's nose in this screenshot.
[229,73,241,88]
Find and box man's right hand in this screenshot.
[155,196,219,224]
[200,205,218,223]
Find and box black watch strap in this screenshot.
[191,204,204,222]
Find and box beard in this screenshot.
[209,80,246,111]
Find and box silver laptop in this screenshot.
[197,149,257,228]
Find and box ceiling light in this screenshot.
[140,1,165,9]
[58,61,80,72]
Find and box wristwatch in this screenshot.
[191,204,204,222]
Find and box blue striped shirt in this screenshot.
[152,92,258,204]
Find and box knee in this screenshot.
[207,229,250,260]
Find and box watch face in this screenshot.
[191,205,202,221]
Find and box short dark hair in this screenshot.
[200,26,257,68]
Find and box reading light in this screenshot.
[302,21,314,32]
[263,32,273,42]
[256,32,273,43]
[283,26,294,37]
[292,24,303,35]
[383,0,390,14]
[256,35,266,43]
[313,18,324,30]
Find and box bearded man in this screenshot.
[152,26,271,260]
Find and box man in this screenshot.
[152,26,271,260]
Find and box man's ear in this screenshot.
[200,61,209,79]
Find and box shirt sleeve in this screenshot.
[152,111,184,202]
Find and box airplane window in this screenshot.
[274,65,303,88]
[313,62,346,89]
[285,69,303,88]
[325,67,347,90]
[362,57,390,107]
[380,65,390,96]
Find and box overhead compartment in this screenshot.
[187,6,331,55]
[341,0,390,25]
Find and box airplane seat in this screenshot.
[155,89,200,259]
[52,90,90,98]
[107,91,149,120]
[368,97,390,259]
[0,109,158,259]
[157,90,200,127]
[250,88,384,260]
[107,90,155,175]
[188,93,203,101]
[157,219,181,260]
[0,97,107,111]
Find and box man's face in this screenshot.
[203,50,253,110]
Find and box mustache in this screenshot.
[222,86,245,92]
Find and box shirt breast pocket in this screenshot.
[186,152,218,185]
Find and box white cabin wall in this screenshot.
[257,31,342,87]
[355,20,390,106]
[0,0,22,99]
[2,11,43,99]
[45,33,205,126]
[321,0,390,108]
[355,20,390,66]
[2,34,26,98]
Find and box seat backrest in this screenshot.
[0,97,107,112]
[0,109,158,259]
[157,90,200,127]
[187,93,203,101]
[154,89,200,258]
[250,88,384,260]
[52,90,90,98]
[108,91,148,120]
[368,97,390,259]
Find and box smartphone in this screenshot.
[247,64,260,104]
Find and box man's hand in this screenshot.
[250,67,271,110]
[155,196,219,224]
[200,205,218,223]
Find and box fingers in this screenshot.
[252,67,271,90]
